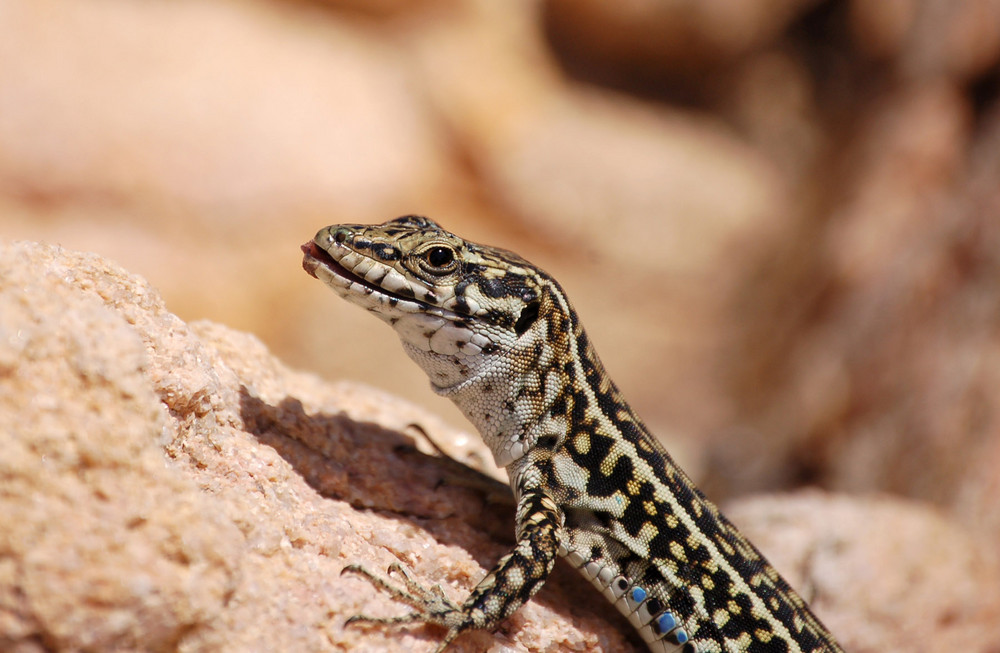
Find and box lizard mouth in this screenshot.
[301,241,438,312]
[300,241,329,279]
[302,241,351,283]
[301,241,390,297]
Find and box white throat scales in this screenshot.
[401,338,539,469]
[400,313,562,470]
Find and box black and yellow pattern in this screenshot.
[303,216,843,653]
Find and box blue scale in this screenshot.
[654,612,676,634]
[623,585,689,648]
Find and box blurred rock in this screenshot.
[543,0,824,76]
[406,0,788,279]
[484,92,787,281]
[304,0,438,17]
[713,66,1000,550]
[0,0,446,218]
[850,0,1000,79]
[721,50,824,180]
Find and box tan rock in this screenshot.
[0,242,243,651]
[544,0,823,71]
[406,1,789,281]
[0,0,447,218]
[850,0,1000,79]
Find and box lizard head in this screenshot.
[303,214,587,467]
[302,215,556,393]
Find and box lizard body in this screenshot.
[301,215,843,653]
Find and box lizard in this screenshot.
[301,215,844,653]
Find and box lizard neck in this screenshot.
[406,281,608,470]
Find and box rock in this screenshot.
[543,0,824,74]
[850,0,1000,80]
[0,242,244,652]
[0,0,447,218]
[406,1,789,281]
[3,240,999,652]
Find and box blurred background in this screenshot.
[2,0,999,544]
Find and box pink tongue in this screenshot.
[301,242,324,279]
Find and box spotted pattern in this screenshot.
[303,216,844,653]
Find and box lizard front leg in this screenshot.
[343,487,563,652]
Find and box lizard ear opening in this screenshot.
[514,301,540,336]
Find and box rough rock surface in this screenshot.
[3,241,1000,651]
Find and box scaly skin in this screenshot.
[301,215,844,653]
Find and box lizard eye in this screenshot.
[423,246,455,270]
